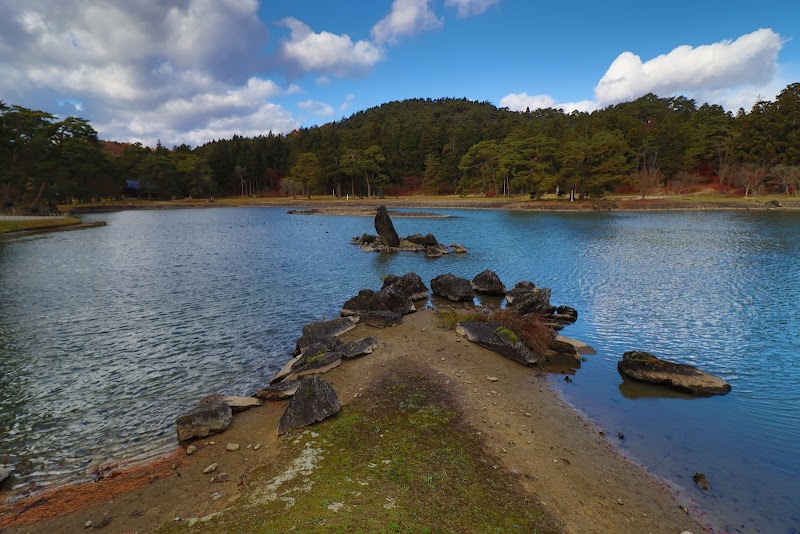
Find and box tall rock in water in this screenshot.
[374,205,400,247]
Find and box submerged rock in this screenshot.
[431,273,475,302]
[278,375,341,434]
[455,321,538,366]
[471,270,506,295]
[255,380,301,401]
[176,402,233,441]
[693,472,711,491]
[617,351,732,396]
[374,205,401,247]
[450,243,467,254]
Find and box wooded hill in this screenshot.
[2,83,799,211]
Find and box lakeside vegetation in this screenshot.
[0,216,80,234]
[2,84,800,212]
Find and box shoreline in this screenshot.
[0,309,713,533]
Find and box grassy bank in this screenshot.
[0,217,81,234]
[158,372,558,534]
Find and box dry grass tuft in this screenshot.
[437,307,553,355]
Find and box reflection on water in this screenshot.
[1,207,799,532]
[617,374,701,400]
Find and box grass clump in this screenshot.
[159,373,559,534]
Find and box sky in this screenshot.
[1,0,799,147]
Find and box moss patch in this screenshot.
[493,326,520,345]
[158,372,559,533]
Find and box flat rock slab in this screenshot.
[618,351,731,396]
[278,375,341,434]
[361,310,403,328]
[176,402,233,441]
[556,335,597,355]
[200,394,263,412]
[286,351,342,382]
[255,380,301,401]
[431,273,475,302]
[339,337,379,359]
[455,321,538,366]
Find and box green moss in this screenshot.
[493,326,520,344]
[157,373,558,534]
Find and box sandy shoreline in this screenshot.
[0,309,713,533]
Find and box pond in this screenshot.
[0,206,798,532]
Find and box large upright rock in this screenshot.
[431,273,475,302]
[176,402,233,441]
[374,205,400,247]
[471,270,506,295]
[618,351,732,396]
[278,376,341,434]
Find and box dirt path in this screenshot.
[1,309,713,533]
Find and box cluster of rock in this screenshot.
[351,205,466,257]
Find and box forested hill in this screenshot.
[2,85,800,211]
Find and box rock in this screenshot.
[693,472,711,491]
[341,292,373,316]
[360,310,403,328]
[339,337,379,359]
[360,233,379,244]
[431,273,475,302]
[545,339,582,367]
[374,205,400,247]
[425,246,443,258]
[200,395,262,412]
[450,243,467,253]
[0,467,11,487]
[471,270,506,295]
[550,305,578,326]
[85,520,93,528]
[271,354,303,384]
[506,282,554,314]
[226,443,240,451]
[277,376,341,434]
[486,376,499,382]
[295,317,356,352]
[617,351,732,396]
[768,200,781,208]
[455,321,538,366]
[405,233,438,247]
[285,350,342,382]
[371,286,415,315]
[203,463,218,474]
[176,402,233,441]
[294,331,346,357]
[397,240,425,252]
[382,272,428,301]
[186,445,198,455]
[255,380,301,401]
[555,335,596,355]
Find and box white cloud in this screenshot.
[595,28,783,106]
[444,0,499,18]
[339,94,356,113]
[499,92,597,114]
[279,17,383,77]
[371,0,443,44]
[0,0,294,146]
[298,99,335,117]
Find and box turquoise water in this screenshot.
[0,207,798,532]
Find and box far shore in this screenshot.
[0,309,713,533]
[59,192,800,216]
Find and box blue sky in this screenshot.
[1,0,798,147]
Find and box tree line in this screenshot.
[2,83,799,211]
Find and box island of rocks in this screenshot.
[351,205,467,257]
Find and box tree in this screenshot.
[734,163,770,197]
[289,152,321,199]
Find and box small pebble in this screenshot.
[617,498,624,505]
[486,376,498,382]
[170,462,178,470]
[186,445,197,455]
[226,443,240,451]
[203,463,218,474]
[253,444,262,450]
[85,520,93,528]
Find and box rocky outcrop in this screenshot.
[382,272,429,301]
[176,402,233,441]
[455,321,538,366]
[374,205,400,247]
[339,337,379,359]
[471,270,506,295]
[278,376,341,434]
[255,380,301,401]
[431,273,475,302]
[618,351,732,396]
[406,233,438,247]
[506,282,554,315]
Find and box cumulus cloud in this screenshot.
[444,0,500,18]
[298,99,335,117]
[595,28,783,106]
[371,0,443,44]
[279,17,383,77]
[499,92,597,114]
[339,94,356,113]
[0,0,300,146]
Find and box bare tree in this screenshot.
[638,149,661,199]
[772,164,800,195]
[734,163,770,197]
